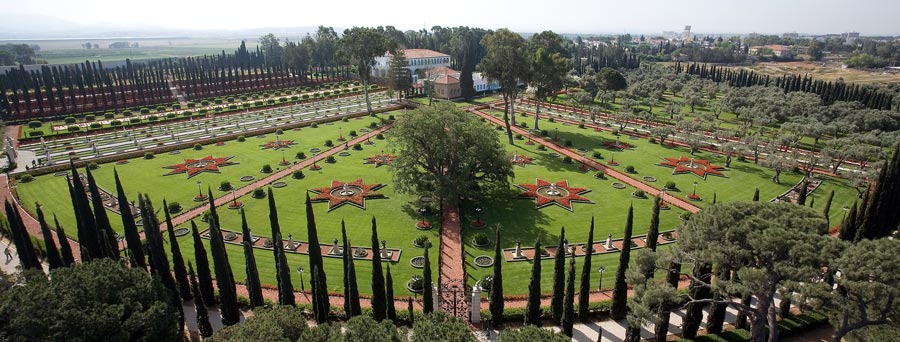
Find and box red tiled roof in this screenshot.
[434,75,460,85]
[387,49,449,59]
[429,66,459,76]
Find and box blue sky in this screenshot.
[3,0,899,35]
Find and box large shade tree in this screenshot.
[527,30,568,130]
[390,103,514,205]
[339,27,396,114]
[480,28,530,144]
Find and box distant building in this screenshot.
[108,42,132,49]
[373,49,450,82]
[424,66,500,100]
[682,25,693,41]
[782,32,800,39]
[749,45,794,58]
[842,32,860,45]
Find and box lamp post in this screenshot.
[339,127,343,141]
[597,266,606,291]
[692,181,698,196]
[297,266,305,292]
[554,127,559,141]
[474,207,483,222]
[841,206,850,223]
[231,189,237,206]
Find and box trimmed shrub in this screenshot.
[129,118,141,124]
[275,129,284,135]
[578,123,585,129]
[237,135,246,142]
[562,156,573,163]
[87,162,99,170]
[515,134,524,140]
[325,155,336,163]
[625,165,636,173]
[260,164,273,173]
[64,117,76,124]
[592,151,603,159]
[376,133,385,140]
[193,143,202,151]
[324,140,334,147]
[352,143,362,151]
[122,110,133,117]
[349,130,357,137]
[540,129,549,137]
[140,108,150,114]
[27,121,42,129]
[89,123,102,129]
[311,123,319,128]
[84,114,95,121]
[252,188,266,199]
[28,131,43,137]
[369,122,378,129]
[110,120,122,126]
[341,117,349,122]
[564,139,573,147]
[104,113,115,119]
[67,126,80,132]
[665,181,677,190]
[295,152,307,159]
[144,152,155,160]
[167,202,182,213]
[292,170,305,179]
[219,181,232,191]
[19,174,34,183]
[166,113,176,119]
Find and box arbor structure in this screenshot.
[480,28,530,144]
[391,103,513,206]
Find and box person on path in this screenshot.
[4,246,12,262]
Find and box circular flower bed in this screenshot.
[256,135,266,139]
[474,256,494,268]
[410,256,426,269]
[223,231,238,241]
[116,160,129,165]
[632,190,647,199]
[611,182,626,189]
[194,194,209,202]
[263,238,274,248]
[353,247,368,258]
[272,182,287,188]
[576,148,588,154]
[470,220,486,229]
[54,171,68,177]
[687,194,702,201]
[168,150,181,155]
[240,176,254,182]
[472,233,490,247]
[642,176,657,182]
[413,235,431,248]
[216,142,225,146]
[548,152,560,158]
[338,151,351,157]
[173,228,189,237]
[310,164,322,171]
[228,201,243,209]
[607,160,619,166]
[359,128,370,132]
[407,277,425,293]
[310,148,322,153]
[416,221,432,230]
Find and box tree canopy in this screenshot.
[390,103,513,204]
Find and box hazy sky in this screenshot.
[3,0,899,35]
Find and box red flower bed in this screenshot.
[687,194,701,201]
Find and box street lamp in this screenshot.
[296,266,305,292]
[196,180,204,201]
[554,127,559,141]
[597,266,606,291]
[841,206,850,223]
[231,189,237,206]
[692,181,699,196]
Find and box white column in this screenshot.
[470,284,482,323]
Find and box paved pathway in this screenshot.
[437,205,468,318]
[469,107,700,214]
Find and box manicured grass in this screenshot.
[16,115,386,236]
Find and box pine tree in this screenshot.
[189,263,213,338]
[610,205,634,320]
[562,256,576,337]
[114,169,145,269]
[240,209,264,308]
[822,190,835,228]
[647,197,660,252]
[371,216,387,321]
[796,179,809,206]
[706,267,731,334]
[270,189,295,306]
[422,244,434,314]
[681,263,713,338]
[205,191,240,325]
[53,215,75,266]
[190,220,216,306]
[653,262,681,342]
[840,201,859,241]
[163,199,192,301]
[35,204,63,269]
[490,228,504,326]
[578,217,594,321]
[752,188,760,201]
[304,193,328,323]
[4,201,41,270]
[524,238,543,327]
[551,227,566,323]
[342,221,361,318]
[386,265,397,322]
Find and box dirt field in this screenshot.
[746,61,900,85]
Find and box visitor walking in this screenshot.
[4,246,12,262]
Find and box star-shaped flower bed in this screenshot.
[364,153,397,167]
[163,156,238,178]
[261,140,296,150]
[658,156,726,179]
[309,179,386,211]
[602,140,634,151]
[510,154,533,167]
[515,179,593,211]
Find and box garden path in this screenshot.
[437,205,468,318]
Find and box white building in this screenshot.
[373,49,450,83]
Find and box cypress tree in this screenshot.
[190,220,216,306]
[189,263,214,338]
[551,227,566,323]
[342,221,352,317]
[139,195,176,293]
[386,265,397,322]
[114,169,145,269]
[854,186,871,240]
[163,199,192,301]
[840,201,859,241]
[68,163,100,260]
[647,198,660,252]
[562,256,576,337]
[706,267,731,334]
[371,216,387,321]
[822,190,835,227]
[610,205,634,320]
[205,190,240,326]
[752,188,759,201]
[796,179,809,206]
[408,297,415,326]
[712,192,717,204]
[53,215,75,266]
[422,244,434,314]
[304,193,328,323]
[524,238,543,327]
[578,217,594,321]
[35,204,63,269]
[4,201,40,270]
[490,228,504,326]
[681,263,713,338]
[861,145,900,238]
[240,209,263,308]
[342,222,361,317]
[85,167,118,258]
[270,189,295,306]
